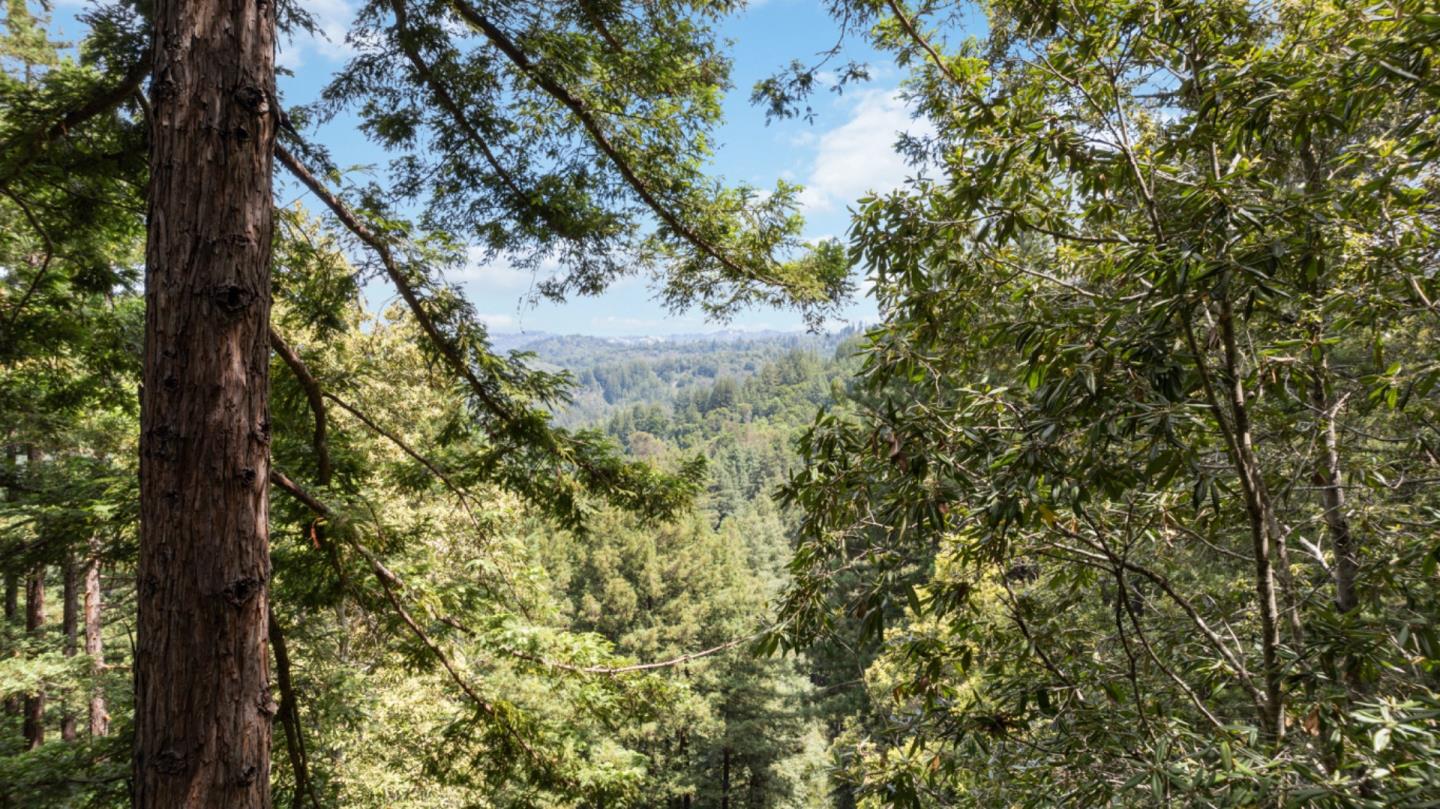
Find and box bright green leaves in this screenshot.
[778,0,1440,805]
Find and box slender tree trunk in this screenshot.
[721,746,731,809]
[23,564,44,749]
[85,536,108,738]
[61,553,78,741]
[3,576,14,622]
[1312,358,1356,614]
[1216,287,1285,743]
[136,0,277,803]
[3,570,16,720]
[2,446,16,724]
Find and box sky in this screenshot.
[54,0,934,337]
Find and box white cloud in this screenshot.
[476,312,519,330]
[277,0,357,70]
[450,248,557,295]
[590,315,674,330]
[799,89,931,214]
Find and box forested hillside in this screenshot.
[3,0,1439,807]
[504,330,858,427]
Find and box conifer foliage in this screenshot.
[3,0,1439,807]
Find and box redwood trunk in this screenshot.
[23,565,44,749]
[61,554,78,741]
[721,746,731,809]
[136,0,277,803]
[84,537,107,738]
[3,447,15,724]
[3,570,16,720]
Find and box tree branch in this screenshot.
[444,0,785,289]
[0,53,151,190]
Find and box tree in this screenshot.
[132,0,278,803]
[776,0,1440,805]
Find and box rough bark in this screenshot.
[61,553,78,741]
[84,536,107,738]
[135,0,277,804]
[23,564,44,749]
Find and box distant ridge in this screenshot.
[487,324,869,354]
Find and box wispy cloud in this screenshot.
[277,0,357,70]
[475,312,519,330]
[450,248,556,295]
[590,315,702,331]
[797,88,931,214]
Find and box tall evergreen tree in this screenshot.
[133,0,278,804]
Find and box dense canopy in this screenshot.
[1,0,1438,807]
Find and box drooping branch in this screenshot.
[387,0,576,241]
[0,187,55,332]
[444,0,787,290]
[269,328,333,485]
[262,330,329,802]
[275,144,519,426]
[322,391,484,533]
[276,142,701,525]
[267,469,560,781]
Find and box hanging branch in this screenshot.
[387,0,576,240]
[443,0,787,290]
[269,608,322,809]
[274,144,519,426]
[276,142,701,525]
[265,328,340,809]
[321,391,485,533]
[267,469,563,782]
[270,328,333,484]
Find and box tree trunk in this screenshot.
[2,446,15,721]
[136,0,277,803]
[721,746,731,809]
[85,537,108,738]
[23,565,44,749]
[61,553,78,741]
[1215,288,1285,743]
[1311,363,1357,614]
[3,569,17,720]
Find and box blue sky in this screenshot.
[52,1,932,336]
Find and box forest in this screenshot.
[1,0,1438,807]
